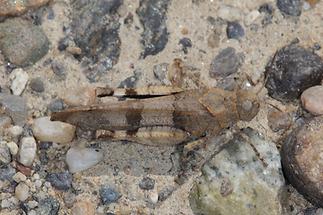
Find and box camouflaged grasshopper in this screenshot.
[51,86,260,152]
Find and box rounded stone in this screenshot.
[301,85,323,115]
[32,117,76,144]
[277,0,302,16]
[18,137,37,167]
[226,22,245,40]
[29,77,45,93]
[281,116,323,207]
[15,182,29,201]
[99,186,121,205]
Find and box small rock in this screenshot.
[153,63,170,85]
[148,190,159,204]
[301,85,323,115]
[18,137,37,167]
[190,128,285,215]
[139,177,155,190]
[32,117,76,144]
[245,10,261,26]
[226,21,245,40]
[209,47,244,78]
[207,30,221,48]
[63,192,76,208]
[137,0,170,58]
[259,3,274,25]
[15,182,29,201]
[63,87,96,106]
[277,0,302,16]
[1,196,19,209]
[265,43,323,102]
[118,71,142,88]
[46,172,72,191]
[66,46,82,55]
[0,142,11,165]
[6,141,19,155]
[47,99,65,112]
[29,77,45,93]
[8,125,24,138]
[217,5,243,22]
[282,116,323,207]
[178,38,192,54]
[0,93,28,126]
[36,197,60,215]
[0,0,50,17]
[158,186,175,201]
[267,108,292,132]
[0,164,16,181]
[13,172,27,183]
[66,147,103,173]
[16,163,32,176]
[99,186,121,205]
[0,18,49,67]
[72,199,95,215]
[51,61,66,78]
[27,200,39,209]
[9,68,29,96]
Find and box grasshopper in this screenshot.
[51,85,260,180]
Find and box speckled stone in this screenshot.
[18,137,37,167]
[190,128,285,215]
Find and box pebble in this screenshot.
[301,85,323,115]
[0,18,49,67]
[66,147,103,173]
[139,177,155,190]
[63,192,76,208]
[190,128,285,215]
[18,137,37,167]
[6,141,19,155]
[1,196,19,209]
[281,116,323,207]
[158,186,175,202]
[0,93,28,126]
[0,164,16,181]
[217,5,243,22]
[209,47,244,78]
[9,68,29,96]
[153,63,171,85]
[207,30,221,48]
[0,142,11,165]
[265,43,323,102]
[63,87,96,106]
[13,172,27,183]
[99,186,121,205]
[178,38,192,54]
[27,200,39,209]
[267,108,292,132]
[245,10,261,26]
[137,0,170,58]
[277,0,302,16]
[72,199,95,215]
[0,0,50,16]
[8,125,24,138]
[226,21,245,40]
[29,77,45,93]
[51,61,66,78]
[46,172,72,191]
[47,99,65,112]
[258,3,274,25]
[36,197,60,215]
[32,117,76,144]
[15,182,29,201]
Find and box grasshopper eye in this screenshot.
[236,90,260,121]
[241,100,253,111]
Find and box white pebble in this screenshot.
[148,190,159,204]
[32,173,40,180]
[9,68,29,96]
[245,10,261,26]
[18,137,37,167]
[8,125,24,137]
[1,197,19,209]
[217,5,243,22]
[66,147,103,173]
[13,172,27,183]
[34,179,42,188]
[32,117,76,144]
[27,200,38,209]
[6,141,19,155]
[15,182,29,201]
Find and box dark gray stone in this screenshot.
[139,177,155,190]
[265,43,323,102]
[46,172,72,191]
[158,186,175,201]
[36,197,60,215]
[47,99,65,112]
[29,77,45,93]
[259,3,274,26]
[179,38,192,54]
[0,18,49,67]
[209,47,244,78]
[0,165,16,181]
[99,186,121,205]
[51,61,66,78]
[0,143,11,166]
[153,63,169,84]
[277,0,302,16]
[0,93,28,126]
[137,0,170,58]
[118,70,142,88]
[226,21,245,40]
[70,0,123,81]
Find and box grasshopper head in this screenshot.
[236,89,260,121]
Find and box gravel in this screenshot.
[99,186,121,205]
